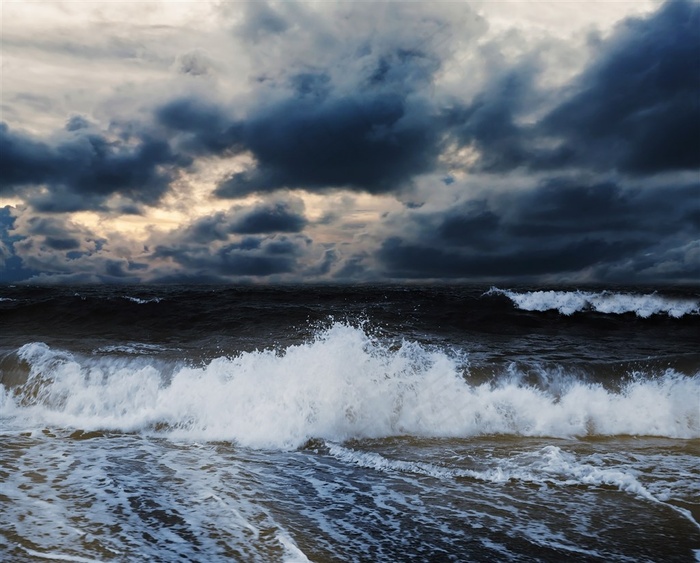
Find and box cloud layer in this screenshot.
[1,0,698,284]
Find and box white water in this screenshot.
[325,442,700,531]
[2,324,699,449]
[488,288,700,318]
[326,443,655,497]
[95,343,180,355]
[121,296,162,304]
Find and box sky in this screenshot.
[1,0,698,285]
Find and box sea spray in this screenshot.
[2,323,698,448]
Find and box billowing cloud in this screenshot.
[156,2,484,198]
[214,92,440,196]
[231,201,307,234]
[1,0,697,284]
[138,199,324,281]
[0,120,187,212]
[2,206,148,283]
[539,0,700,175]
[152,236,300,279]
[169,199,307,245]
[154,0,699,197]
[376,180,700,282]
[458,0,699,176]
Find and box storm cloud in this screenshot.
[174,200,308,244]
[153,0,700,199]
[444,1,700,176]
[1,0,698,284]
[540,0,700,175]
[155,2,474,198]
[0,121,186,212]
[377,180,700,282]
[213,92,440,196]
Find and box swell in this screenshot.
[3,286,698,366]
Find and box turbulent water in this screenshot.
[1,285,699,562]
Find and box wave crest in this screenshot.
[1,324,698,448]
[487,288,700,318]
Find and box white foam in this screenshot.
[121,296,162,304]
[95,343,177,355]
[326,443,654,494]
[487,288,700,318]
[3,325,699,448]
[278,533,312,563]
[325,442,700,529]
[19,547,103,563]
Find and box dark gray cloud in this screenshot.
[214,92,439,196]
[0,207,148,283]
[230,201,307,234]
[0,121,186,211]
[539,0,700,175]
[377,180,700,281]
[155,99,235,155]
[175,201,308,245]
[502,181,699,237]
[159,85,442,198]
[43,236,81,251]
[153,0,699,201]
[152,236,301,278]
[449,0,700,176]
[378,236,646,279]
[0,206,42,282]
[156,2,459,198]
[2,0,697,285]
[146,200,312,280]
[445,67,538,173]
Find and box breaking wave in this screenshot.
[121,295,162,304]
[488,288,700,318]
[1,323,698,449]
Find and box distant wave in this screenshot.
[2,324,698,449]
[95,343,179,355]
[121,295,162,304]
[487,288,700,318]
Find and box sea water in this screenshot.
[1,285,698,561]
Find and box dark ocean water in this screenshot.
[1,285,699,562]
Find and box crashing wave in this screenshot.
[1,324,698,448]
[487,288,700,318]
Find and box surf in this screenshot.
[1,323,697,449]
[487,287,700,318]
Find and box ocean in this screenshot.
[1,284,698,562]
